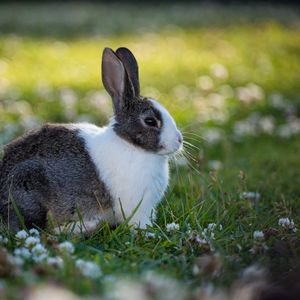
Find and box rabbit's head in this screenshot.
[102,47,182,155]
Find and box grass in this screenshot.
[0,3,300,299]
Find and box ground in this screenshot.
[0,3,300,300]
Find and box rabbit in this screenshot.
[0,47,183,233]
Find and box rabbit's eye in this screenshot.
[144,117,157,127]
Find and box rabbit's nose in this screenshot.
[177,131,183,144]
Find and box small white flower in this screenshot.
[195,235,207,245]
[15,230,28,240]
[58,241,75,254]
[31,244,48,256]
[75,259,101,279]
[207,160,223,171]
[240,192,261,201]
[29,228,40,237]
[278,218,297,231]
[24,236,40,248]
[144,232,155,239]
[253,230,264,240]
[196,75,214,91]
[277,125,292,139]
[192,264,201,275]
[47,256,64,268]
[278,218,291,227]
[233,120,257,139]
[0,235,8,244]
[33,254,48,263]
[210,64,229,80]
[203,129,222,145]
[259,116,275,135]
[236,84,264,103]
[269,93,285,109]
[8,255,24,267]
[14,247,31,259]
[236,244,242,252]
[207,223,217,231]
[202,228,215,240]
[166,222,180,232]
[31,244,48,263]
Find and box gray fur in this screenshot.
[103,47,164,152]
[0,47,165,231]
[113,96,163,152]
[116,47,140,96]
[0,124,112,231]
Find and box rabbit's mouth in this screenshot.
[158,137,183,156]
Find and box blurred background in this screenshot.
[0,1,300,193]
[0,1,300,299]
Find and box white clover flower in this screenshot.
[14,247,31,259]
[253,231,264,240]
[21,115,41,131]
[195,235,207,245]
[192,264,201,275]
[8,255,24,267]
[87,91,111,115]
[31,244,48,256]
[75,259,101,279]
[58,241,75,254]
[47,256,64,269]
[240,192,261,201]
[202,228,215,240]
[236,84,264,103]
[29,228,40,237]
[278,218,297,232]
[278,218,292,227]
[33,254,48,263]
[0,235,8,244]
[24,236,40,248]
[196,75,214,91]
[277,124,293,139]
[31,244,48,263]
[210,63,229,80]
[15,230,28,240]
[166,222,180,232]
[259,116,275,135]
[287,118,300,134]
[207,160,223,171]
[207,223,217,231]
[233,120,257,138]
[144,232,155,239]
[203,129,222,145]
[269,93,285,109]
[247,83,265,101]
[236,87,253,103]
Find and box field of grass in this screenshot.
[0,3,300,300]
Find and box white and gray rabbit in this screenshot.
[0,47,183,232]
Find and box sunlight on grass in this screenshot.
[0,3,300,299]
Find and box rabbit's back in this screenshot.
[1,124,85,176]
[0,124,113,229]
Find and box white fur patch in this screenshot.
[73,122,169,228]
[149,99,182,155]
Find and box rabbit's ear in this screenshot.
[116,47,140,97]
[102,48,131,112]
